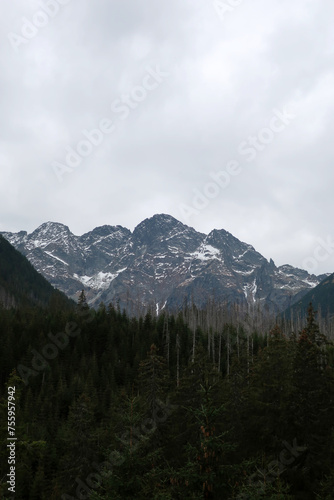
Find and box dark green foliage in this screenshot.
[0,297,333,499]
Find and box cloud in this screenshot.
[1,0,334,274]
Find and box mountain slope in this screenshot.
[283,272,334,319]
[1,215,328,312]
[0,234,73,309]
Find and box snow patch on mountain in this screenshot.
[187,244,221,262]
[302,278,318,288]
[242,279,258,302]
[44,251,69,266]
[73,268,127,290]
[233,268,255,275]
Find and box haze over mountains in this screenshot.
[1,214,329,313]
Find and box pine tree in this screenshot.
[247,325,294,451]
[57,393,99,494]
[171,382,238,498]
[286,304,334,494]
[77,289,89,310]
[138,344,170,425]
[91,389,170,500]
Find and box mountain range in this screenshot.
[1,214,329,313]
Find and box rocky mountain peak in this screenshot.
[1,215,329,312]
[133,213,184,239]
[31,221,71,237]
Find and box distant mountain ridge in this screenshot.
[1,214,329,312]
[283,272,334,320]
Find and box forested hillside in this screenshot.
[0,234,73,310]
[0,295,333,499]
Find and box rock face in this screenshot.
[1,214,327,312]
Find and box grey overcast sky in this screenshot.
[1,0,334,274]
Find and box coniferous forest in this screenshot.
[0,294,334,499]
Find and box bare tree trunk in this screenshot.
[191,299,196,364]
[227,328,230,377]
[247,333,250,376]
[176,333,180,387]
[163,313,170,367]
[237,328,240,360]
[192,325,196,364]
[218,330,222,374]
[208,327,211,359]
